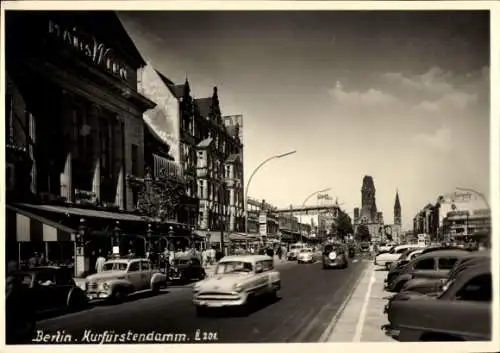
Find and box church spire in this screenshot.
[394,189,401,226]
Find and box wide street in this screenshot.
[36,259,369,343]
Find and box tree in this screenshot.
[333,209,354,240]
[355,224,371,243]
[135,168,186,222]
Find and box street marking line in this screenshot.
[352,270,376,342]
[352,259,359,263]
[318,263,372,342]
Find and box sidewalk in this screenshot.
[326,263,394,342]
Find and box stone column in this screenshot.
[28,112,37,195]
[88,103,101,202]
[114,117,125,209]
[59,91,73,201]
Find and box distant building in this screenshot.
[353,175,385,242]
[442,209,491,244]
[413,203,440,241]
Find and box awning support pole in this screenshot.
[18,242,21,269]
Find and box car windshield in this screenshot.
[215,261,253,274]
[102,262,128,271]
[300,249,312,253]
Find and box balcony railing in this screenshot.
[153,154,184,181]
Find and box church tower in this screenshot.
[394,190,401,226]
[361,175,378,222]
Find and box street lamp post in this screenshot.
[244,150,297,236]
[146,223,152,258]
[300,188,331,242]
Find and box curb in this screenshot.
[318,263,373,342]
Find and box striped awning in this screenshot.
[6,205,76,242]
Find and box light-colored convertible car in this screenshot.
[192,255,280,316]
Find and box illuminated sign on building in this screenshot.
[48,20,128,81]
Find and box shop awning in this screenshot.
[7,205,76,242]
[17,203,149,222]
[228,233,260,241]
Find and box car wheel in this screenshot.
[195,306,208,317]
[393,281,406,293]
[68,290,88,312]
[151,283,160,295]
[112,288,127,303]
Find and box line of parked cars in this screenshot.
[379,245,491,341]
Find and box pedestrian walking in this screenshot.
[95,251,106,273]
[277,246,282,260]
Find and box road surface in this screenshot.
[35,259,368,343]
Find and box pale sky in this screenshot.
[119,11,490,230]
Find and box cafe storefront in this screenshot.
[5,11,157,273]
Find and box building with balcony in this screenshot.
[442,209,491,244]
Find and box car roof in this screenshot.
[220,255,273,263]
[456,262,491,279]
[422,246,466,254]
[418,249,469,259]
[104,258,149,263]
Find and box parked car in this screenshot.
[169,255,206,283]
[192,255,280,316]
[375,245,417,270]
[297,248,315,264]
[85,258,167,303]
[385,248,424,285]
[385,249,469,293]
[15,266,88,315]
[322,243,348,269]
[420,246,468,255]
[384,263,491,341]
[401,251,490,295]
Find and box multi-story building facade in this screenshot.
[246,197,280,237]
[442,209,491,243]
[4,11,195,270]
[413,203,440,241]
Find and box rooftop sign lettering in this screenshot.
[48,20,128,81]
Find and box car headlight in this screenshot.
[233,283,244,292]
[102,282,110,290]
[329,252,337,260]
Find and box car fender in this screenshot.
[66,286,85,307]
[151,272,167,286]
[109,279,134,293]
[391,274,412,290]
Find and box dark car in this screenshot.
[322,243,348,269]
[386,249,469,292]
[401,252,490,295]
[420,246,468,255]
[169,256,206,283]
[384,263,491,341]
[385,249,424,285]
[15,266,88,316]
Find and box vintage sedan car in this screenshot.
[375,245,417,270]
[322,243,348,269]
[287,243,306,261]
[384,263,491,341]
[401,252,490,295]
[85,258,167,302]
[169,255,206,283]
[297,248,315,264]
[15,266,88,315]
[386,249,469,293]
[192,255,280,316]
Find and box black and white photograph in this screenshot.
[2,0,498,350]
